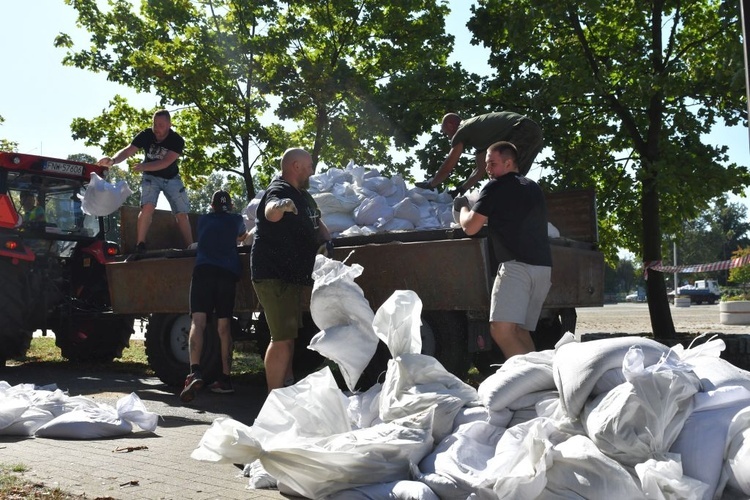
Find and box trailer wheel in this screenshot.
[0,259,33,364]
[421,311,471,380]
[54,316,134,363]
[145,313,225,387]
[253,312,326,381]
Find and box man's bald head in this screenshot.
[441,113,461,136]
[280,147,314,189]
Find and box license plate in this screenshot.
[43,160,84,176]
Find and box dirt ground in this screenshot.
[575,302,750,336]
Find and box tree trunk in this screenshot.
[642,170,676,339]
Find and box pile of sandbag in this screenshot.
[0,383,158,439]
[243,162,456,241]
[192,255,750,499]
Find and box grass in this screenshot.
[10,336,266,383]
[0,464,84,499]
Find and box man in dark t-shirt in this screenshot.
[416,111,543,196]
[251,147,331,392]
[454,141,552,360]
[97,109,192,252]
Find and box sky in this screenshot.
[1,1,749,210]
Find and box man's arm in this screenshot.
[133,150,180,173]
[97,145,138,167]
[458,207,487,236]
[420,143,464,189]
[264,198,297,222]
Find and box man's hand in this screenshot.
[452,195,471,213]
[415,179,434,190]
[448,186,466,198]
[97,157,114,167]
[270,198,298,215]
[317,240,334,258]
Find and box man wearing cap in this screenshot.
[416,111,543,196]
[251,147,331,392]
[179,190,248,403]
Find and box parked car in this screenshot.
[625,290,646,302]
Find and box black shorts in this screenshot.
[189,264,238,318]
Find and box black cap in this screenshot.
[211,190,232,212]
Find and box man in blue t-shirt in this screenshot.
[251,147,331,392]
[454,141,552,360]
[179,190,248,403]
[97,109,193,253]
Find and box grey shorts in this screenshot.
[490,260,552,331]
[140,174,190,214]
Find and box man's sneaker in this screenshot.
[209,380,234,394]
[135,242,147,255]
[179,372,204,403]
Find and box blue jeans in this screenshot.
[140,174,190,214]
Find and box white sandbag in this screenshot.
[309,167,351,193]
[314,188,361,214]
[722,405,750,495]
[309,256,378,392]
[376,217,415,232]
[196,406,435,499]
[384,176,408,206]
[339,225,378,237]
[635,454,710,500]
[477,350,555,412]
[243,459,277,489]
[452,405,513,431]
[547,222,560,238]
[379,353,478,443]
[372,290,422,358]
[417,421,505,500]
[79,172,133,216]
[354,195,394,226]
[322,212,357,232]
[243,192,262,232]
[670,386,750,500]
[553,336,670,418]
[582,346,701,467]
[474,419,643,499]
[347,383,383,429]
[393,198,422,226]
[310,325,378,392]
[326,480,440,500]
[35,403,133,439]
[310,256,373,331]
[362,175,397,197]
[683,354,750,392]
[0,407,54,436]
[116,392,159,432]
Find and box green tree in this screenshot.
[469,1,750,337]
[55,0,463,199]
[0,115,18,152]
[728,247,750,298]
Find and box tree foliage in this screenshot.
[0,115,18,153]
[469,0,750,336]
[55,0,464,200]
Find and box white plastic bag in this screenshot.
[79,172,133,216]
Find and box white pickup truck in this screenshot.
[669,279,722,305]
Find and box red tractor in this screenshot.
[0,152,133,366]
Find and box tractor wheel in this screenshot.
[54,316,134,363]
[0,259,33,364]
[145,313,224,387]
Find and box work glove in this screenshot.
[317,240,335,258]
[415,180,434,190]
[269,198,297,215]
[453,195,471,213]
[449,186,466,198]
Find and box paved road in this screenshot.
[0,363,290,500]
[575,302,750,336]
